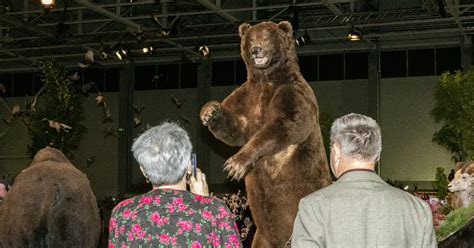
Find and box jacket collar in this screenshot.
[336,169,386,184]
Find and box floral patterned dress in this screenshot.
[108,189,242,248]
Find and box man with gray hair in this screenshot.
[291,113,436,247]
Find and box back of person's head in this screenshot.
[132,122,192,186]
[330,113,382,162]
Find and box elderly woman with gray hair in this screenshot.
[109,122,241,247]
[291,113,436,248]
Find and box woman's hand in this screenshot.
[190,168,209,196]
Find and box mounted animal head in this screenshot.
[448,161,474,193]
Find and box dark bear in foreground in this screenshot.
[200,21,332,247]
[0,147,101,247]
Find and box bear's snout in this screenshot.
[251,46,262,56]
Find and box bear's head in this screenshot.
[239,21,297,74]
[30,146,71,166]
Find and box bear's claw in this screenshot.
[223,155,251,181]
[200,102,222,127]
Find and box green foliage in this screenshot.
[431,70,474,162]
[27,60,86,159]
[433,167,449,200]
[437,203,474,241]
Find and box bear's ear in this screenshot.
[239,23,251,38]
[278,21,293,35]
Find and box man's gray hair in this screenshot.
[131,122,192,186]
[330,113,382,162]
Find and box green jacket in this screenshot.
[291,170,437,248]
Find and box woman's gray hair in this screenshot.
[131,122,192,186]
[330,113,382,162]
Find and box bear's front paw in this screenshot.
[224,154,254,181]
[200,101,222,127]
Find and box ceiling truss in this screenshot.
[0,0,472,72]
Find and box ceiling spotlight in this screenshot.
[41,0,55,9]
[348,24,363,41]
[115,48,128,61]
[160,28,171,37]
[100,50,108,60]
[142,45,154,55]
[295,33,311,47]
[196,44,209,57]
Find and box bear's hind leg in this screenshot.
[251,230,273,248]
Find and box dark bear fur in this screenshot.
[0,147,101,248]
[200,21,332,247]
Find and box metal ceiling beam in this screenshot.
[196,0,239,22]
[1,2,328,29]
[73,0,201,57]
[0,13,57,42]
[446,0,467,39]
[73,0,142,32]
[1,13,471,51]
[322,0,344,15]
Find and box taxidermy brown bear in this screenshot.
[0,147,101,247]
[200,21,332,247]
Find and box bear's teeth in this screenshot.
[255,57,267,65]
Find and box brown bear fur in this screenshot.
[200,21,332,247]
[0,147,101,247]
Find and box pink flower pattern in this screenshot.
[108,189,241,247]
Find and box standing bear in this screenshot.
[200,21,332,247]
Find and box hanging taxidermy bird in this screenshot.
[133,116,142,128]
[5,104,21,123]
[24,96,37,114]
[104,126,116,139]
[152,74,163,84]
[79,49,95,68]
[102,103,113,123]
[0,83,6,95]
[133,104,145,115]
[86,156,96,167]
[68,72,80,81]
[42,118,72,133]
[171,95,184,108]
[151,14,180,37]
[95,91,105,106]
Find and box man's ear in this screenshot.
[331,143,341,176]
[239,23,251,38]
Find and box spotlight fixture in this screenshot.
[295,32,311,47]
[142,45,154,55]
[115,48,128,61]
[347,24,363,41]
[41,0,55,9]
[196,44,210,57]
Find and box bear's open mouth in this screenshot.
[253,56,268,66]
